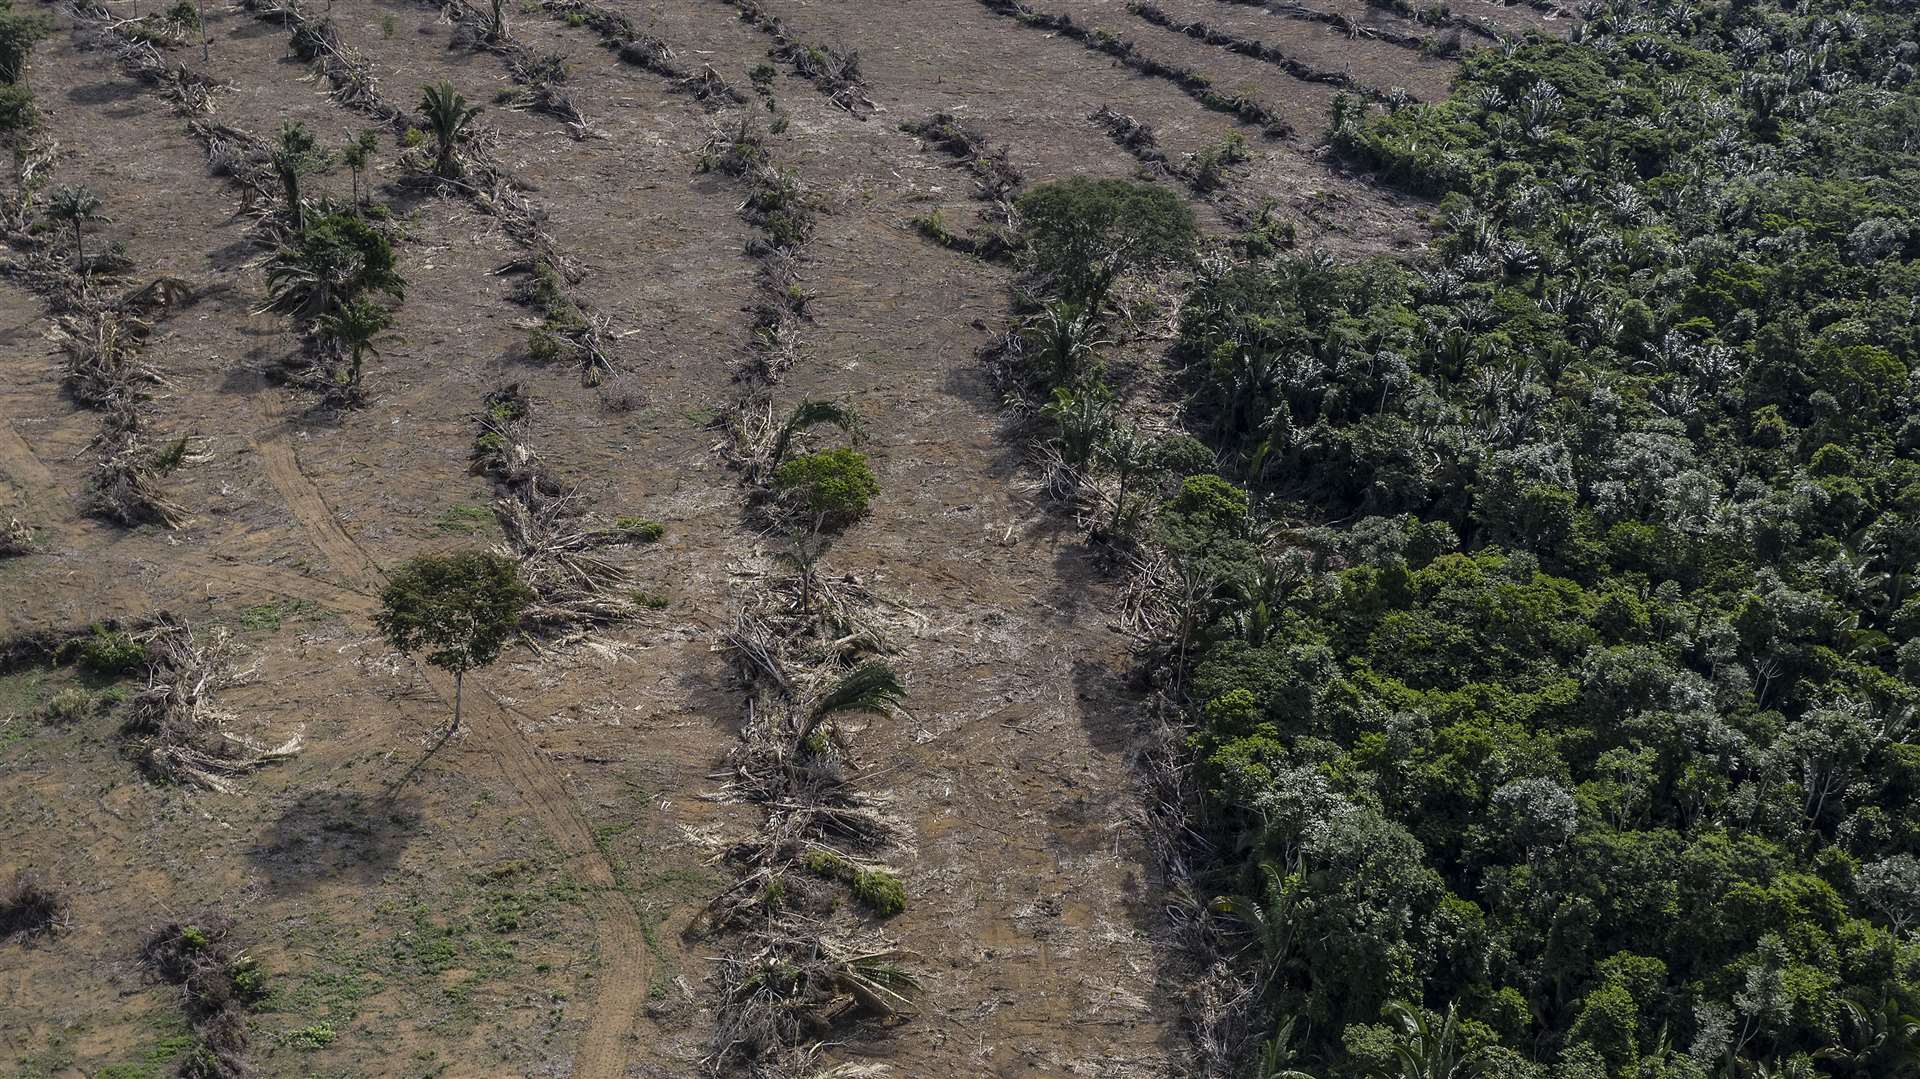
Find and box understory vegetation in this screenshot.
[1005,0,1920,1075]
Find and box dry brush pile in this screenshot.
[536,0,746,107]
[0,29,202,528]
[700,526,922,1076]
[1087,104,1255,201]
[126,615,303,792]
[140,914,270,1078]
[899,111,1026,261]
[469,383,661,637]
[724,0,872,118]
[697,118,818,388]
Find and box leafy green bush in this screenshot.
[62,626,145,677]
[773,448,878,524]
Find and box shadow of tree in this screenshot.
[248,788,421,891]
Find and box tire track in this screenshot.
[247,386,654,1079]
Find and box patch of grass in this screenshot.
[283,1021,336,1050]
[0,668,49,716]
[851,868,906,917]
[802,849,905,917]
[432,502,496,535]
[611,516,664,543]
[96,1013,195,1079]
[59,624,146,678]
[630,590,669,610]
[235,599,318,632]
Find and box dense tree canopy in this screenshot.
[1138,0,1920,1075]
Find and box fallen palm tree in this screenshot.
[125,616,303,792]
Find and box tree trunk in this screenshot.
[453,669,463,731]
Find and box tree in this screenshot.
[46,184,104,280]
[260,210,404,319]
[0,3,50,87]
[418,81,479,178]
[1014,177,1197,317]
[269,120,332,235]
[313,297,397,399]
[342,129,378,214]
[374,550,531,730]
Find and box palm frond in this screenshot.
[811,661,905,719]
[771,398,860,469]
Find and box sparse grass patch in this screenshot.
[432,502,496,535]
[234,599,318,633]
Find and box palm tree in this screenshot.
[341,129,378,215]
[418,81,479,178]
[1383,1001,1481,1079]
[793,661,905,757]
[269,120,331,234]
[46,184,104,282]
[314,298,397,400]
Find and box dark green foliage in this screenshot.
[376,550,530,678]
[1158,1,1920,1075]
[269,120,332,234]
[773,448,879,525]
[374,550,531,725]
[812,661,906,720]
[418,80,479,177]
[261,210,404,320]
[61,624,145,677]
[611,516,664,543]
[0,0,49,86]
[1014,177,1196,316]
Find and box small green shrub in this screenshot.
[37,687,97,724]
[803,848,851,879]
[629,590,669,610]
[284,1022,335,1050]
[63,625,145,677]
[774,448,879,524]
[851,869,906,917]
[612,516,664,543]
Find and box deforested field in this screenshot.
[7,0,1918,1076]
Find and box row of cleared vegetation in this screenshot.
[1128,1,1418,102]
[724,0,872,118]
[663,44,924,1072]
[975,0,1295,137]
[0,3,207,530]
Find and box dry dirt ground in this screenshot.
[0,0,1556,1074]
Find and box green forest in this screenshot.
[1016,0,1920,1075]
